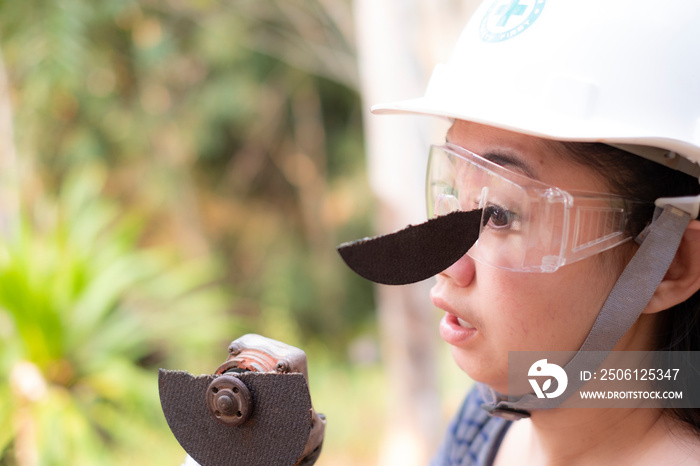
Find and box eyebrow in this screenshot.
[482,151,540,180]
[444,131,541,180]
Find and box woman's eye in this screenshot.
[483,205,518,230]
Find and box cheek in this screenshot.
[484,261,618,352]
[474,272,547,349]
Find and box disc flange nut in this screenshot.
[206,375,252,426]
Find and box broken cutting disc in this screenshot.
[337,209,483,285]
[159,370,312,466]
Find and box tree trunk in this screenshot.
[353,1,480,464]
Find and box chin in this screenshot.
[451,346,509,393]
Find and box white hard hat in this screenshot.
[373,0,700,177]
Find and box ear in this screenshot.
[644,219,700,314]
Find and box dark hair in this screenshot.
[556,142,700,434]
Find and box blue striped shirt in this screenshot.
[431,387,512,466]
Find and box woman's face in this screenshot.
[431,120,632,392]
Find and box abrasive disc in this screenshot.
[159,370,312,466]
[337,209,482,285]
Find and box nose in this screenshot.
[439,251,476,287]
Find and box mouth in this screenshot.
[431,292,478,345]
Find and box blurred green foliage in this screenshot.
[0,165,235,464]
[0,0,377,464]
[1,0,373,347]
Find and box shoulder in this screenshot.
[432,386,512,466]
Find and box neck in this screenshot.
[522,315,667,460]
[525,407,662,462]
[495,318,699,463]
[496,404,700,466]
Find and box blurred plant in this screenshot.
[0,166,235,465]
[0,0,373,355]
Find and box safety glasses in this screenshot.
[426,144,650,272]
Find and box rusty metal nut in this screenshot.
[276,360,289,373]
[227,341,244,357]
[206,375,252,427]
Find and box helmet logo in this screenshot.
[480,0,546,43]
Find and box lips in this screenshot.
[432,291,478,345]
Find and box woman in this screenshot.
[426,122,700,465]
[339,0,700,463]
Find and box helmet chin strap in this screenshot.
[480,205,693,420]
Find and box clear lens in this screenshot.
[426,144,642,272]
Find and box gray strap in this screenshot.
[483,205,692,415]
